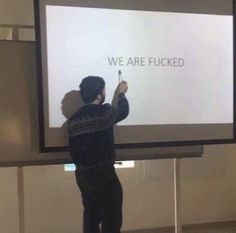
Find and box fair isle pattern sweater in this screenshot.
[68,96,129,166]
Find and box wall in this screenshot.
[1,149,236,233]
[0,0,34,25]
[0,0,236,233]
[22,150,236,232]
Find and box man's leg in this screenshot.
[101,170,123,233]
[75,170,102,233]
[81,192,101,233]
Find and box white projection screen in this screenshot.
[35,0,236,152]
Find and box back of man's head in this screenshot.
[79,76,105,103]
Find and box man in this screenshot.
[68,76,129,233]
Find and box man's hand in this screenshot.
[112,81,128,107]
[117,81,128,94]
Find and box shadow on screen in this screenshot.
[61,90,84,128]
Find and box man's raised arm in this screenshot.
[112,81,129,123]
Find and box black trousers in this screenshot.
[75,165,123,233]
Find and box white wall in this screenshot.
[1,148,236,233]
[22,150,236,232]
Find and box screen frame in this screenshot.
[34,0,236,153]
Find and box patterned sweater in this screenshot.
[68,95,129,166]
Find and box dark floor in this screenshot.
[124,221,236,233]
[182,226,236,233]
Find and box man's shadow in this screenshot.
[61,90,84,128]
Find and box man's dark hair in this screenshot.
[79,76,105,103]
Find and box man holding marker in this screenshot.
[68,73,129,233]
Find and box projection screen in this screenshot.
[35,0,235,152]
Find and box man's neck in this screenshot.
[90,99,100,105]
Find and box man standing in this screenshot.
[68,76,129,233]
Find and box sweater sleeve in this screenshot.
[111,91,129,123]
